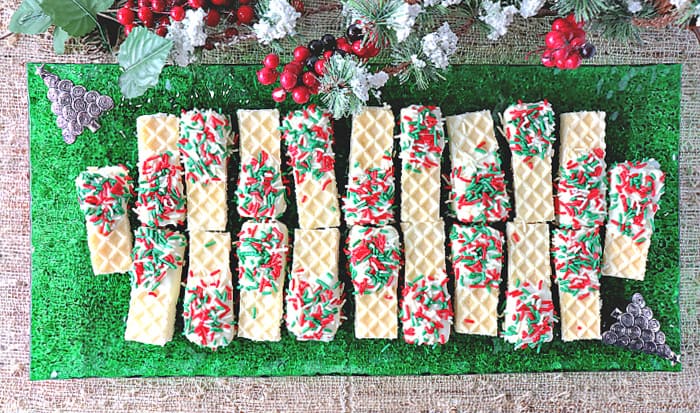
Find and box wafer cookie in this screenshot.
[445,111,510,223]
[281,105,340,229]
[76,165,134,275]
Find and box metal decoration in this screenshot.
[602,293,680,364]
[36,65,115,144]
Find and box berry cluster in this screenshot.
[115,0,255,38]
[256,23,380,104]
[541,14,596,70]
[602,293,680,363]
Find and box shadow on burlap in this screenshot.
[0,1,698,411]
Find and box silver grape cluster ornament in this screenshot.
[602,293,680,364]
[36,65,114,144]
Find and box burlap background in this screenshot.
[1,1,698,411]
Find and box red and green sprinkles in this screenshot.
[285,271,345,341]
[449,224,504,292]
[503,279,556,351]
[236,223,288,294]
[76,165,134,236]
[281,105,336,185]
[178,109,231,184]
[130,227,186,293]
[555,148,607,229]
[135,151,186,227]
[450,162,510,223]
[504,100,555,165]
[236,150,287,219]
[344,165,395,226]
[400,273,453,346]
[182,274,235,350]
[607,159,665,243]
[552,227,601,299]
[346,226,401,295]
[399,105,445,172]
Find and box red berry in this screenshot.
[263,53,280,69]
[117,7,135,25]
[272,87,287,103]
[138,7,153,23]
[239,0,250,4]
[544,31,565,49]
[302,71,318,88]
[323,50,334,59]
[352,40,365,57]
[564,52,581,69]
[568,28,586,42]
[159,15,170,26]
[552,47,569,61]
[124,24,136,36]
[237,5,254,25]
[280,71,298,90]
[256,67,278,85]
[365,43,379,58]
[293,46,310,63]
[151,0,165,12]
[155,25,168,36]
[551,18,569,32]
[292,86,310,104]
[211,0,229,5]
[138,0,150,8]
[170,6,185,21]
[126,0,135,7]
[284,62,302,74]
[555,57,567,70]
[189,0,205,8]
[290,0,304,13]
[206,9,220,26]
[336,37,348,48]
[225,27,239,37]
[570,37,585,48]
[566,14,584,29]
[314,58,326,75]
[541,49,555,68]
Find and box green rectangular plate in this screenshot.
[29,63,681,380]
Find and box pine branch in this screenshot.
[389,34,442,90]
[343,0,404,46]
[553,0,612,22]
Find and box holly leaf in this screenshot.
[53,27,69,54]
[9,0,52,34]
[38,0,112,37]
[118,27,173,99]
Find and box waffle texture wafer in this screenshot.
[552,227,602,341]
[137,113,179,163]
[236,221,289,341]
[347,226,401,339]
[502,278,556,350]
[503,221,555,349]
[134,151,186,227]
[75,165,134,275]
[182,231,235,349]
[401,221,446,283]
[344,106,396,226]
[400,220,452,345]
[503,101,555,223]
[124,227,187,345]
[445,111,510,223]
[449,224,504,336]
[400,272,453,345]
[506,221,551,288]
[603,159,665,280]
[237,109,281,161]
[399,105,445,223]
[286,228,345,341]
[237,109,287,219]
[556,111,607,229]
[281,105,340,229]
[179,109,232,231]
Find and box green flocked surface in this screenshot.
[29,63,681,380]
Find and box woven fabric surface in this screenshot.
[1,0,699,411]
